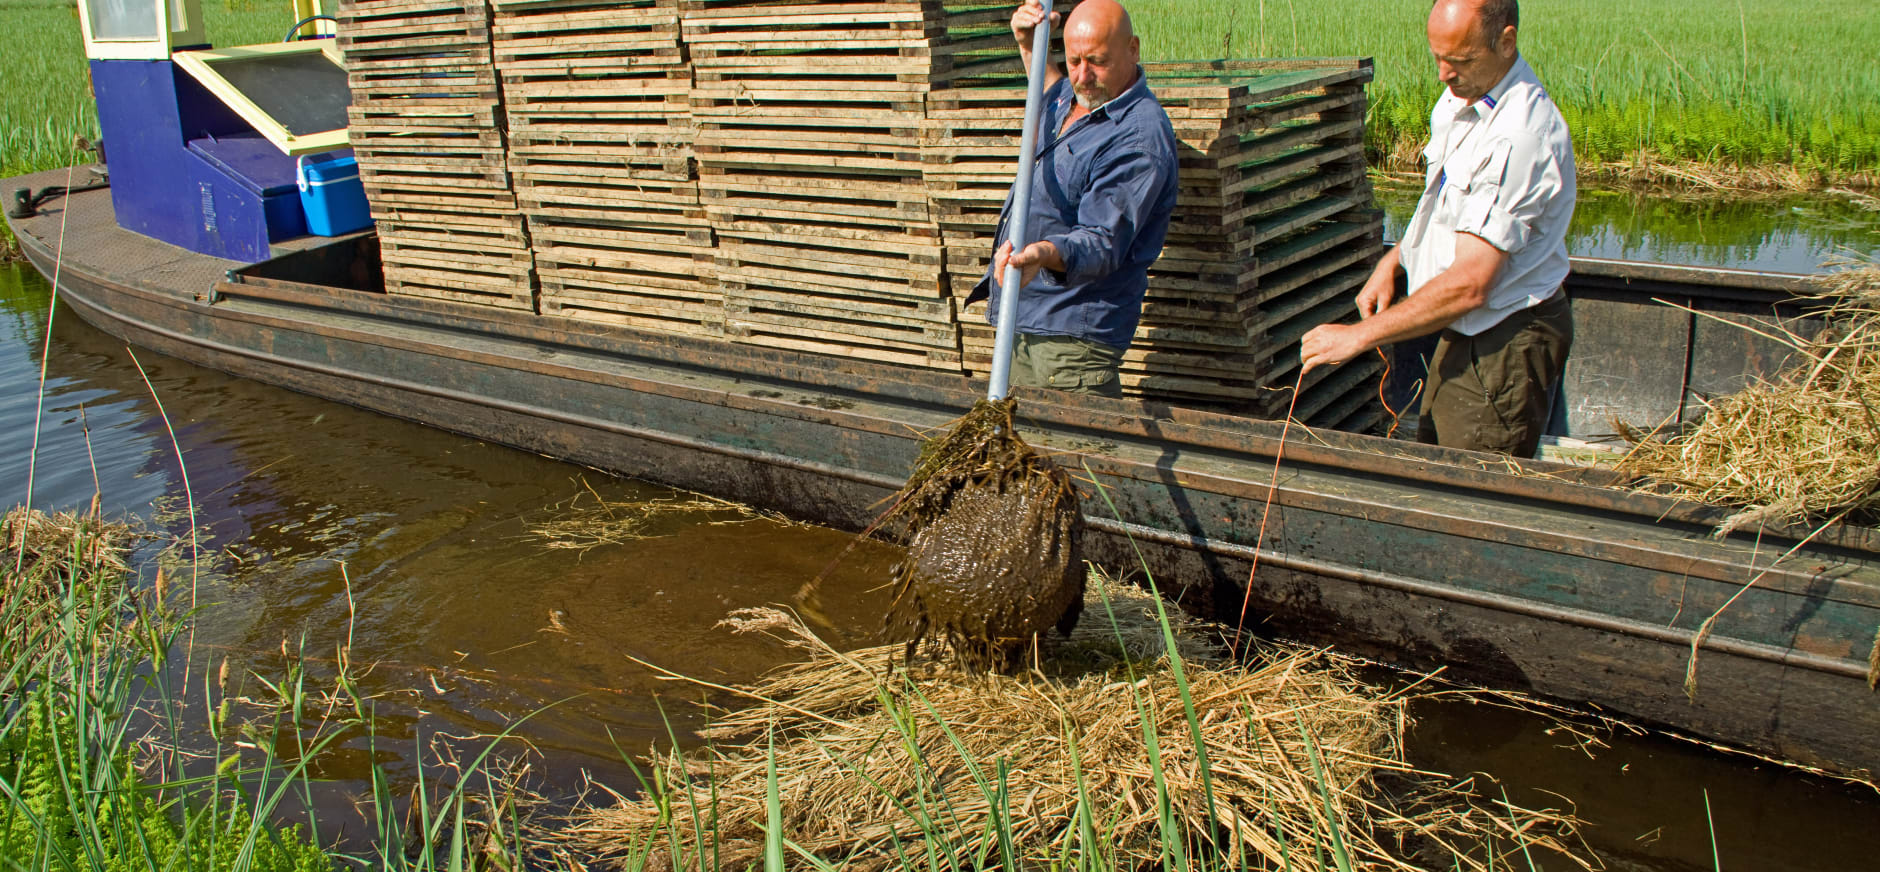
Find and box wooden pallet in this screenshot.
[716,232,945,299]
[338,0,544,314]
[699,168,934,230]
[494,6,680,67]
[532,218,715,290]
[724,319,962,371]
[384,262,536,311]
[534,214,722,337]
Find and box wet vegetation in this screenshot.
[4,495,1606,871]
[0,496,1601,872]
[882,399,1086,671]
[566,582,1594,871]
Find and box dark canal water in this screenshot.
[3,261,1875,869]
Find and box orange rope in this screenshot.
[1376,346,1407,439]
[1230,367,1306,656]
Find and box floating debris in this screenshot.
[524,480,773,553]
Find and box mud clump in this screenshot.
[883,399,1084,670]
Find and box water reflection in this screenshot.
[0,263,900,795]
[1378,184,1880,274]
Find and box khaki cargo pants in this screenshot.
[1416,291,1572,458]
[1010,332,1126,398]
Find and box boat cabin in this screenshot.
[78,0,366,262]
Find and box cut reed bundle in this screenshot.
[1619,258,1880,532]
[3,505,128,578]
[561,578,1590,871]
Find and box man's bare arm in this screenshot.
[1012,1,1065,90]
[1298,233,1506,374]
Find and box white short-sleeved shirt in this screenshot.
[1400,55,1576,336]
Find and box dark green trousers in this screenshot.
[1416,291,1572,457]
[1010,332,1126,398]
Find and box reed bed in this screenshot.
[1619,259,1880,532]
[561,578,1590,871]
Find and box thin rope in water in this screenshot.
[1230,366,1305,656]
[15,162,78,576]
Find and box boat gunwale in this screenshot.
[216,262,1880,559]
[136,274,1880,607]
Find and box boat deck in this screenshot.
[6,166,350,303]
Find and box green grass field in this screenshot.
[1132,0,1880,175]
[2,0,1877,181]
[0,0,281,177]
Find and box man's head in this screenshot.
[1427,0,1519,102]
[1063,0,1141,110]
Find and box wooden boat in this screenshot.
[9,168,1878,779]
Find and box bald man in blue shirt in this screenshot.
[968,0,1180,397]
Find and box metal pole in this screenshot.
[986,0,1056,402]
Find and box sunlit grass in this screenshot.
[0,0,286,178]
[1131,0,1880,174]
[3,0,1875,183]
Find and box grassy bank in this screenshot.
[1131,0,1880,185]
[2,0,1877,190]
[0,1,281,180]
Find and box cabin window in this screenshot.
[87,0,160,41]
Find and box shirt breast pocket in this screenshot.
[1433,178,1470,225]
[1052,146,1091,193]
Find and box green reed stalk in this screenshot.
[1296,714,1356,872]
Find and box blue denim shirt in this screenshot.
[969,70,1180,350]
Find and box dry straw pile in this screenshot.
[1620,258,1880,533]
[2,506,134,674]
[3,505,128,579]
[561,579,1589,871]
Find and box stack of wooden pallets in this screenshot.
[334,2,1386,425]
[945,59,1385,429]
[337,0,538,310]
[680,0,1068,370]
[492,0,719,335]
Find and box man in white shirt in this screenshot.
[1299,0,1574,457]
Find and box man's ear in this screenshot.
[1497,26,1517,58]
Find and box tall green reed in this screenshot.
[0,508,551,871]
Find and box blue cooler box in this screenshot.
[297,152,372,236]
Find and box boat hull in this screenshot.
[10,175,1879,779]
